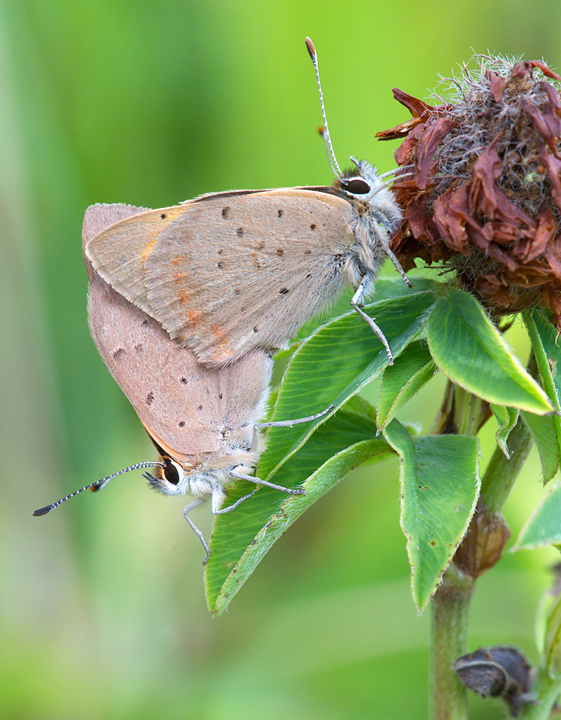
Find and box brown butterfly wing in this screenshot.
[85,204,186,313]
[82,203,149,264]
[146,189,354,364]
[84,205,273,463]
[86,189,355,366]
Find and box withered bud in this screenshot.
[378,55,561,327]
[453,646,534,716]
[453,499,511,577]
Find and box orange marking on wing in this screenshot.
[140,238,157,262]
[208,324,234,360]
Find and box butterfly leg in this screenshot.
[249,405,334,453]
[214,489,258,514]
[230,468,305,496]
[257,404,334,429]
[374,224,412,288]
[351,276,394,365]
[383,245,412,288]
[183,497,212,565]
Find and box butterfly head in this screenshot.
[145,454,191,496]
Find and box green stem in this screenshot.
[430,566,475,720]
[453,386,488,436]
[518,666,561,720]
[480,416,532,514]
[429,386,482,719]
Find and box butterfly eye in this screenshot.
[163,457,180,485]
[345,178,371,195]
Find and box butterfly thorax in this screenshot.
[336,160,403,299]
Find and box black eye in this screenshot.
[345,178,371,195]
[163,457,180,485]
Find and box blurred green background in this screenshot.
[2,1,561,718]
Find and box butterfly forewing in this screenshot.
[86,189,355,366]
[85,205,185,312]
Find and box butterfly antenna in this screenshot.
[32,461,164,516]
[305,37,343,181]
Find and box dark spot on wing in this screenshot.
[161,213,167,220]
[253,326,259,333]
[222,207,230,218]
[146,392,154,406]
[234,288,241,295]
[217,261,224,269]
[178,421,185,427]
[180,377,187,384]
[304,249,312,255]
[218,249,223,255]
[236,228,244,236]
[218,393,223,400]
[279,288,289,295]
[112,348,125,359]
[240,306,247,313]
[198,405,203,411]
[277,209,283,218]
[276,248,284,256]
[310,223,316,230]
[306,273,312,279]
[134,344,143,353]
[142,319,148,325]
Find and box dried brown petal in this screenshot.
[379,54,561,326]
[416,117,457,189]
[488,71,506,102]
[375,89,436,140]
[540,150,561,210]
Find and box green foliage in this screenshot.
[521,412,560,482]
[384,420,480,611]
[258,287,439,479]
[207,400,392,615]
[490,404,519,459]
[377,340,436,431]
[514,484,561,550]
[426,291,552,413]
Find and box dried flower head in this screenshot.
[378,55,561,325]
[453,646,534,716]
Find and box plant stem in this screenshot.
[429,385,482,719]
[518,666,561,720]
[429,385,534,718]
[430,565,475,720]
[480,416,532,514]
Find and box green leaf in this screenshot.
[513,484,561,550]
[521,411,560,482]
[260,289,438,481]
[524,311,561,456]
[543,592,561,678]
[426,290,553,414]
[526,311,561,404]
[384,420,480,611]
[490,405,519,459]
[296,276,439,339]
[205,401,393,615]
[377,340,436,431]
